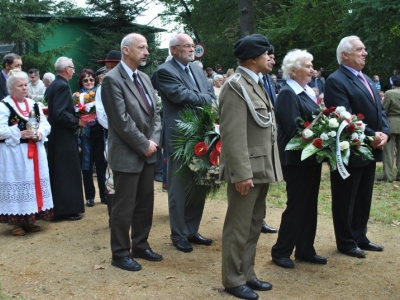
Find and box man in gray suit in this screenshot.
[102,33,162,271]
[156,33,216,253]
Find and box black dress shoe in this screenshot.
[296,254,327,265]
[261,221,278,234]
[111,256,142,271]
[132,248,163,261]
[359,242,384,252]
[60,214,82,221]
[272,257,295,268]
[340,247,366,258]
[377,177,393,182]
[187,233,213,245]
[173,239,193,252]
[86,199,94,207]
[225,285,259,300]
[246,278,272,291]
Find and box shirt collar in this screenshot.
[121,60,135,78]
[238,66,259,83]
[342,64,360,77]
[286,78,317,102]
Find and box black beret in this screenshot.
[268,45,274,55]
[233,34,270,60]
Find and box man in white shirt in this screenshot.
[28,69,46,102]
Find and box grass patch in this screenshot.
[207,163,400,224]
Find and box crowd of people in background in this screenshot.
[0,31,397,300]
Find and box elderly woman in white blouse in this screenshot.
[0,69,53,236]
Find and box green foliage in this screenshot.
[172,105,221,199]
[84,0,164,74]
[0,0,80,73]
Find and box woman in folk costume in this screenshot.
[0,69,53,236]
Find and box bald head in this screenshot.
[121,33,149,70]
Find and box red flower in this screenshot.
[215,140,221,153]
[303,121,311,128]
[194,141,209,156]
[347,124,356,133]
[313,138,323,148]
[357,113,365,120]
[323,106,336,115]
[352,138,361,148]
[210,149,220,166]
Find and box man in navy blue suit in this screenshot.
[325,36,390,258]
[0,53,22,100]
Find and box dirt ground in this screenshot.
[1,183,399,300]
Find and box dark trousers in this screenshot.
[331,162,375,251]
[271,164,322,259]
[110,164,154,259]
[82,129,107,200]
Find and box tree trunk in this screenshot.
[238,0,255,37]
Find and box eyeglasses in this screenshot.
[83,78,95,83]
[66,66,75,70]
[178,44,196,49]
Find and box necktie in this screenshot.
[132,73,153,117]
[185,67,194,83]
[357,72,375,101]
[262,76,273,100]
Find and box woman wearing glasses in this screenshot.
[77,69,108,207]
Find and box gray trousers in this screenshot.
[167,155,206,243]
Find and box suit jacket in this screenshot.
[308,77,324,93]
[383,88,400,134]
[0,71,8,101]
[219,68,283,184]
[101,63,161,173]
[156,58,215,153]
[265,74,277,106]
[324,65,390,165]
[275,84,321,165]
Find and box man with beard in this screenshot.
[156,33,216,253]
[102,33,162,271]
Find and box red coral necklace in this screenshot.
[11,96,29,117]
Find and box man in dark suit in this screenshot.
[156,33,215,253]
[260,45,278,234]
[0,53,23,100]
[102,33,162,272]
[325,36,390,258]
[47,57,87,221]
[219,34,283,300]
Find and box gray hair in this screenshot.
[281,49,313,80]
[192,60,203,69]
[121,33,136,51]
[43,72,55,84]
[213,74,223,83]
[54,57,73,73]
[7,69,28,93]
[336,35,360,65]
[169,35,180,47]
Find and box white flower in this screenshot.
[340,111,352,120]
[351,133,359,140]
[303,129,314,138]
[329,118,339,128]
[359,133,366,142]
[335,106,346,113]
[356,121,366,131]
[339,141,350,150]
[328,131,337,137]
[320,133,329,140]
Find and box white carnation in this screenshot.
[359,133,366,142]
[340,111,352,120]
[339,141,350,150]
[328,131,337,137]
[320,133,329,140]
[351,133,359,140]
[335,106,346,113]
[329,118,339,128]
[303,129,313,138]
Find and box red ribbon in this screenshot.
[28,140,43,212]
[77,102,86,111]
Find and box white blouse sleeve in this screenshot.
[0,102,21,146]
